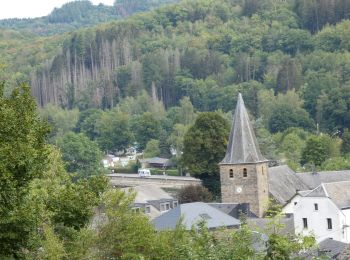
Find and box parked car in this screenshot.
[138,168,151,177]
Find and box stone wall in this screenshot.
[220,162,269,217]
[108,174,201,189]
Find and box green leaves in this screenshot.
[182,112,229,195]
[56,132,103,178]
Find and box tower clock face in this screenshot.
[236,186,243,193]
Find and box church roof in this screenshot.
[220,93,267,165]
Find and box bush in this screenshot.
[113,161,138,173]
[149,168,179,176]
[177,185,213,203]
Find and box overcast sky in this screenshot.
[0,0,115,19]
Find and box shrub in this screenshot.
[177,185,213,203]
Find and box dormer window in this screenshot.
[243,168,247,177]
[161,202,170,212]
[229,169,233,178]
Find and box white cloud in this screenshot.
[0,0,114,20]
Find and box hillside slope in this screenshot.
[0,0,177,36]
[30,0,350,117]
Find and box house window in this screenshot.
[173,201,178,208]
[160,204,166,212]
[243,168,247,177]
[314,203,318,211]
[229,169,233,178]
[327,218,333,230]
[303,218,308,229]
[145,206,151,214]
[132,207,140,213]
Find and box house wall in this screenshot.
[294,197,347,243]
[282,195,302,214]
[341,208,350,242]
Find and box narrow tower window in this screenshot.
[229,169,233,178]
[243,168,247,177]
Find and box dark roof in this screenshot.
[209,203,256,218]
[220,93,267,165]
[318,238,348,259]
[304,185,326,197]
[152,202,240,231]
[267,166,350,206]
[305,181,350,209]
[296,170,350,189]
[268,165,310,205]
[140,157,172,166]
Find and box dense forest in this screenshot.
[0,0,177,36]
[2,0,350,171]
[28,0,350,111]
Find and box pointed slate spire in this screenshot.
[220,93,267,165]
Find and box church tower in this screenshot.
[219,93,269,217]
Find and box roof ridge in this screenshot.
[321,183,329,197]
[322,180,350,185]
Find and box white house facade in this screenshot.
[285,182,350,243]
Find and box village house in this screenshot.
[122,184,178,219]
[219,93,350,245]
[139,157,173,169]
[287,181,350,243]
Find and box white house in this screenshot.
[122,185,178,219]
[286,181,350,243]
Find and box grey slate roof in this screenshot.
[337,243,350,260]
[140,157,171,166]
[318,238,348,259]
[152,202,240,231]
[122,184,173,204]
[209,203,256,218]
[304,185,326,197]
[220,93,267,165]
[296,170,350,189]
[305,181,350,209]
[268,165,310,204]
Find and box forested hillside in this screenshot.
[31,0,350,111]
[0,0,177,36]
[3,0,350,173]
[0,0,177,94]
